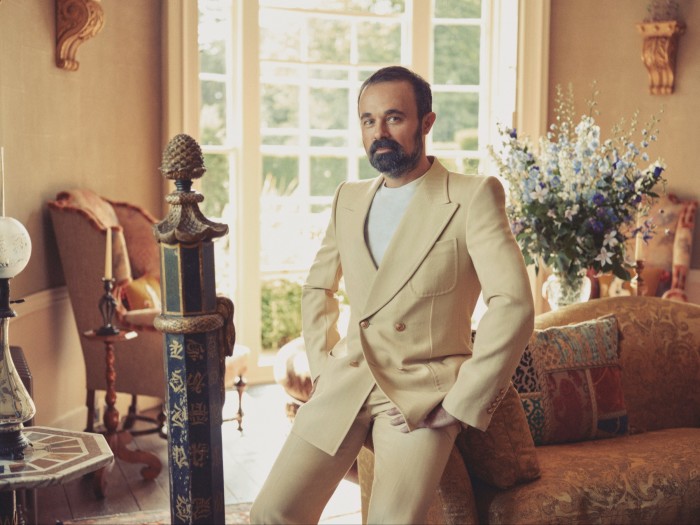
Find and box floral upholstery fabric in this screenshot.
[472,427,700,525]
[110,200,160,280]
[513,316,628,445]
[456,384,540,489]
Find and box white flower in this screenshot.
[603,230,619,247]
[564,204,580,220]
[530,184,549,203]
[595,247,613,267]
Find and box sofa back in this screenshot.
[535,296,700,433]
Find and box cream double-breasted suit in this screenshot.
[294,158,535,456]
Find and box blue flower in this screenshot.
[592,193,605,206]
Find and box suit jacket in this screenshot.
[294,158,534,456]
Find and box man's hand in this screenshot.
[388,404,460,433]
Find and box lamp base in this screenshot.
[0,426,32,460]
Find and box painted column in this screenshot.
[153,134,235,524]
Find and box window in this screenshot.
[196,0,517,382]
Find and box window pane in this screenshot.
[308,18,351,62]
[260,10,301,61]
[310,136,347,147]
[200,39,226,75]
[199,1,230,74]
[311,157,346,195]
[309,87,349,130]
[434,25,480,85]
[438,156,481,174]
[201,153,230,218]
[262,156,299,196]
[261,84,299,128]
[358,21,402,64]
[201,80,227,145]
[432,92,479,149]
[310,67,349,81]
[359,158,376,180]
[262,134,299,146]
[434,0,481,18]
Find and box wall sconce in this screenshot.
[636,20,685,95]
[56,0,105,71]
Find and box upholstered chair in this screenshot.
[48,189,166,434]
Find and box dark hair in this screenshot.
[358,66,432,120]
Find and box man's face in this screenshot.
[358,80,430,179]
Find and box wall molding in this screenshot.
[13,285,69,318]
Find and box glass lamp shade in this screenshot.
[0,217,32,279]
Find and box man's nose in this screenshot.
[373,120,389,140]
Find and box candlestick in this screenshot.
[96,277,119,336]
[104,227,112,280]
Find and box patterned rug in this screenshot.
[63,502,252,524]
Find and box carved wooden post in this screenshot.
[153,134,234,524]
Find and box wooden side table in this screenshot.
[82,330,162,498]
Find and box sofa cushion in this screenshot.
[513,316,628,445]
[455,384,540,489]
[471,427,700,525]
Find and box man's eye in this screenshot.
[387,116,401,124]
[362,119,374,127]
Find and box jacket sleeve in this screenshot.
[301,183,345,382]
[441,176,534,431]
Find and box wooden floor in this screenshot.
[33,384,361,524]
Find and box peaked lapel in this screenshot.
[361,160,458,318]
[337,176,383,307]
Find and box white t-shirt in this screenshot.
[366,176,424,266]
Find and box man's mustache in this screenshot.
[370,138,401,156]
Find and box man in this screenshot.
[251,66,534,524]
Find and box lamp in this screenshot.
[0,215,35,459]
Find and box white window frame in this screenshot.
[164,0,548,384]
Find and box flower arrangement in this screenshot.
[489,83,666,295]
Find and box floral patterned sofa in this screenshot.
[358,296,700,524]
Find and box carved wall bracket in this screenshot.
[637,20,685,95]
[56,0,105,71]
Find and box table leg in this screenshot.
[0,490,17,525]
[93,340,161,492]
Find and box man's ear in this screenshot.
[422,112,437,134]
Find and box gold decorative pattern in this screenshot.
[637,21,685,95]
[55,0,105,71]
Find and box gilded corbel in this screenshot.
[637,20,685,95]
[56,0,105,71]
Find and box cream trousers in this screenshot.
[250,384,460,524]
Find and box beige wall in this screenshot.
[548,0,700,268]
[0,1,164,427]
[0,0,164,299]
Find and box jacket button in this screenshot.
[394,322,406,332]
[360,320,369,329]
[349,361,360,367]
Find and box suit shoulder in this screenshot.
[447,172,504,201]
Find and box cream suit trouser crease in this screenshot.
[249,384,460,525]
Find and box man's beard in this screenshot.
[368,127,423,179]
